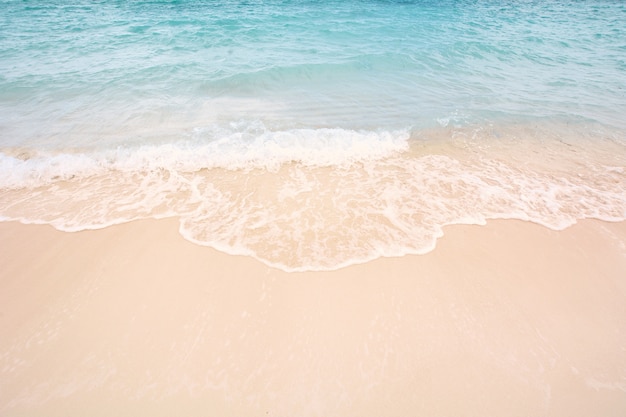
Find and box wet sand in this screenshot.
[1,218,625,416]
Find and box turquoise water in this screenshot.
[1,0,625,270]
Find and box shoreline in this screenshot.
[1,218,626,416]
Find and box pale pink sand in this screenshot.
[1,218,625,416]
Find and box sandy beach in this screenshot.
[2,1,626,416]
[1,218,625,416]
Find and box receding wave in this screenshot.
[1,122,625,272]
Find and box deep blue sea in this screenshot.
[1,0,625,270]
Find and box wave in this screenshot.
[0,125,410,188]
[1,123,625,272]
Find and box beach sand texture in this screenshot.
[1,218,625,416]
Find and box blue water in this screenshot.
[1,0,625,270]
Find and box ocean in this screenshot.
[1,0,625,271]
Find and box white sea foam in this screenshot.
[0,125,410,188]
[1,124,625,272]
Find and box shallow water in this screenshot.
[1,0,625,270]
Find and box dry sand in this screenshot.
[1,218,625,416]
